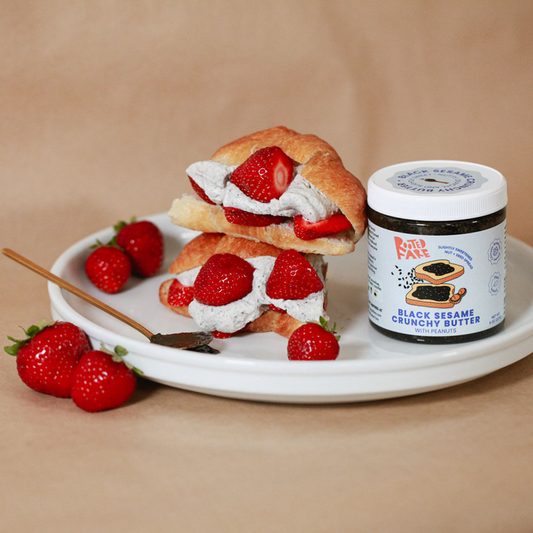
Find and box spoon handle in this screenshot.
[2,248,154,340]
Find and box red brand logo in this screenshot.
[394,237,431,260]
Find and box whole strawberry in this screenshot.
[85,242,131,294]
[230,146,295,203]
[71,345,138,412]
[287,319,340,361]
[194,253,255,306]
[5,320,91,397]
[115,218,164,277]
[266,249,324,300]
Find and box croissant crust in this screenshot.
[170,126,367,255]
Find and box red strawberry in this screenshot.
[287,320,340,361]
[268,304,287,314]
[211,330,234,339]
[293,213,352,240]
[194,253,255,306]
[266,249,324,300]
[5,320,91,398]
[223,207,285,227]
[230,146,294,203]
[115,218,164,277]
[211,329,246,339]
[71,345,138,412]
[85,243,131,294]
[189,176,215,205]
[167,279,194,307]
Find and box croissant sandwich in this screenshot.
[159,232,329,338]
[169,126,367,256]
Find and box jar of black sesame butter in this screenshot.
[367,160,507,344]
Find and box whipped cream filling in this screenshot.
[187,161,338,223]
[176,255,327,333]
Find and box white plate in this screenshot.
[49,213,533,403]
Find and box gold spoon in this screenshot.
[2,248,217,352]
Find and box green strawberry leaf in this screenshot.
[113,217,136,234]
[4,344,18,356]
[114,345,128,357]
[129,365,144,377]
[317,316,342,341]
[4,319,51,356]
[98,343,144,376]
[99,343,117,357]
[90,236,122,250]
[25,325,42,337]
[113,221,128,234]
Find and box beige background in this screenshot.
[1,2,533,532]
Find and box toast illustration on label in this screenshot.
[406,284,467,308]
[405,259,466,308]
[414,259,464,284]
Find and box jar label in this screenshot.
[387,166,488,194]
[367,220,506,338]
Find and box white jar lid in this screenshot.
[367,160,507,221]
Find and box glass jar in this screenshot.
[367,160,507,344]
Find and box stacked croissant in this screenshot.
[159,126,367,341]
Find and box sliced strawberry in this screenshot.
[293,213,352,240]
[188,176,215,205]
[211,330,234,339]
[223,207,285,227]
[230,146,294,203]
[268,304,287,314]
[211,328,245,339]
[193,253,255,306]
[167,279,194,307]
[266,249,324,300]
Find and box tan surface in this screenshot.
[1,1,533,532]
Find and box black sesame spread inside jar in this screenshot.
[367,160,507,344]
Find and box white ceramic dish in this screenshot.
[49,213,533,403]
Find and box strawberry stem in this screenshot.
[318,316,342,341]
[113,217,137,234]
[98,343,144,376]
[4,319,52,356]
[90,236,123,250]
